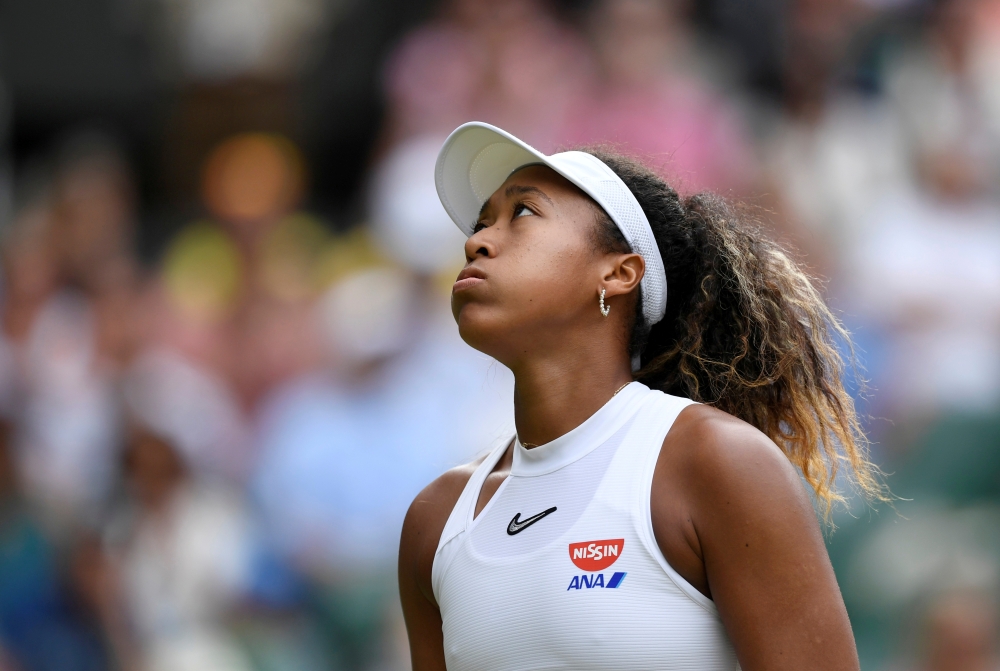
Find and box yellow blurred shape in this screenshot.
[432,260,465,298]
[201,133,306,224]
[258,213,331,302]
[162,222,243,321]
[313,227,394,291]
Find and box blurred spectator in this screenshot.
[18,291,121,529]
[840,1,1000,420]
[155,222,243,363]
[913,591,1000,671]
[230,214,328,410]
[159,132,312,338]
[101,425,254,671]
[129,0,334,204]
[382,0,592,150]
[123,347,251,484]
[1,133,142,532]
[1,201,59,345]
[564,0,756,194]
[0,420,110,671]
[844,173,1000,418]
[367,134,467,276]
[876,589,1000,671]
[49,133,138,295]
[136,0,332,84]
[146,132,317,473]
[885,0,1000,197]
[200,133,306,251]
[761,93,908,265]
[757,0,903,264]
[781,0,867,124]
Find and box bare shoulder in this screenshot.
[401,455,485,553]
[399,454,488,604]
[652,403,818,600]
[656,407,857,670]
[664,403,807,508]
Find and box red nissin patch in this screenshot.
[568,539,624,571]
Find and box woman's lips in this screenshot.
[453,268,486,293]
[452,276,485,292]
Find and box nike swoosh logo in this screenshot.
[507,507,557,535]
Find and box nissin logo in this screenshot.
[568,538,624,571]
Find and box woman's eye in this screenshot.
[514,205,533,218]
[473,221,487,233]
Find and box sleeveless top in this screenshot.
[431,382,739,670]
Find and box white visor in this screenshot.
[434,122,667,325]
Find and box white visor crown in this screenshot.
[434,122,667,325]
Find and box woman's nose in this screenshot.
[465,229,496,261]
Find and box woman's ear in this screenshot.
[603,253,644,298]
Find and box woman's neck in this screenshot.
[510,346,633,448]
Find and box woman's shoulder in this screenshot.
[399,454,490,604]
[653,402,826,589]
[403,455,487,534]
[660,403,806,512]
[651,403,824,601]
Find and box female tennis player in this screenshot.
[398,122,884,670]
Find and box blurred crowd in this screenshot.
[1,0,999,669]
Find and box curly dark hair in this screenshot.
[583,148,886,517]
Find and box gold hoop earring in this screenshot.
[599,288,610,317]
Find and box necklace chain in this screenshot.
[519,381,632,449]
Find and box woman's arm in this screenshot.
[653,405,860,671]
[398,463,480,671]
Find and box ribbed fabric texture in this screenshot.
[432,383,739,670]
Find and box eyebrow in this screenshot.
[478,184,555,219]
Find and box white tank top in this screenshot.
[432,382,739,670]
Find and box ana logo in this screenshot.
[568,538,624,571]
[567,572,626,590]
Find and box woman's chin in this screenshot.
[455,308,508,358]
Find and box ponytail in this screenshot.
[583,148,886,518]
